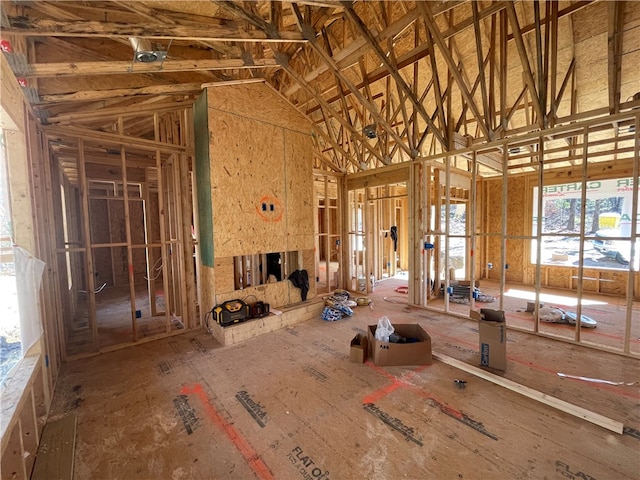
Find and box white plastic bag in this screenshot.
[375,316,394,342]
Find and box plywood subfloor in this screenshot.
[47,285,640,480]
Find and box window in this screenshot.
[532,177,639,270]
[0,129,21,384]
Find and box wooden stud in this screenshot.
[154,114,171,334]
[117,118,138,342]
[76,138,98,350]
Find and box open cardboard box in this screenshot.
[367,324,432,366]
[471,309,507,371]
[350,333,368,363]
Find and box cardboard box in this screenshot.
[367,324,432,366]
[472,309,507,371]
[350,333,368,363]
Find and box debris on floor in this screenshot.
[442,282,497,304]
[321,290,364,321]
[536,306,597,328]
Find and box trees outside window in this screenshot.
[532,178,639,270]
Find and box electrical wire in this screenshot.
[144,257,163,281]
[204,309,213,334]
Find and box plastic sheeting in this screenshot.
[13,246,45,355]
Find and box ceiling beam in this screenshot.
[38,83,203,104]
[21,58,280,78]
[47,101,193,125]
[111,0,243,56]
[45,125,193,154]
[2,16,306,42]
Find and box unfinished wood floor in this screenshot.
[47,283,640,480]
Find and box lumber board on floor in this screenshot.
[433,352,624,434]
[31,414,76,480]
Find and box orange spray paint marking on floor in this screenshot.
[180,384,275,480]
[362,362,430,403]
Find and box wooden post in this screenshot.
[76,138,98,349]
[534,137,544,334]
[142,169,157,316]
[408,162,419,305]
[624,117,639,353]
[499,144,508,310]
[176,151,191,324]
[574,127,589,343]
[117,117,138,342]
[469,152,478,309]
[154,113,171,333]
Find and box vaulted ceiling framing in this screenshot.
[1,0,639,176]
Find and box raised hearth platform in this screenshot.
[209,297,324,346]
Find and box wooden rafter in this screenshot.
[472,2,490,135]
[275,51,386,164]
[505,1,545,128]
[419,1,492,141]
[425,28,447,139]
[289,5,412,158]
[342,2,447,150]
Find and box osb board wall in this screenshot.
[539,266,630,297]
[284,129,315,252]
[206,85,313,259]
[89,199,110,244]
[214,256,235,294]
[207,83,309,134]
[147,190,161,244]
[483,177,505,282]
[129,201,145,245]
[303,248,316,299]
[503,177,527,283]
[209,112,287,257]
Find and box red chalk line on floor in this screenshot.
[181,383,275,480]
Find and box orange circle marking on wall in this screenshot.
[256,195,283,222]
